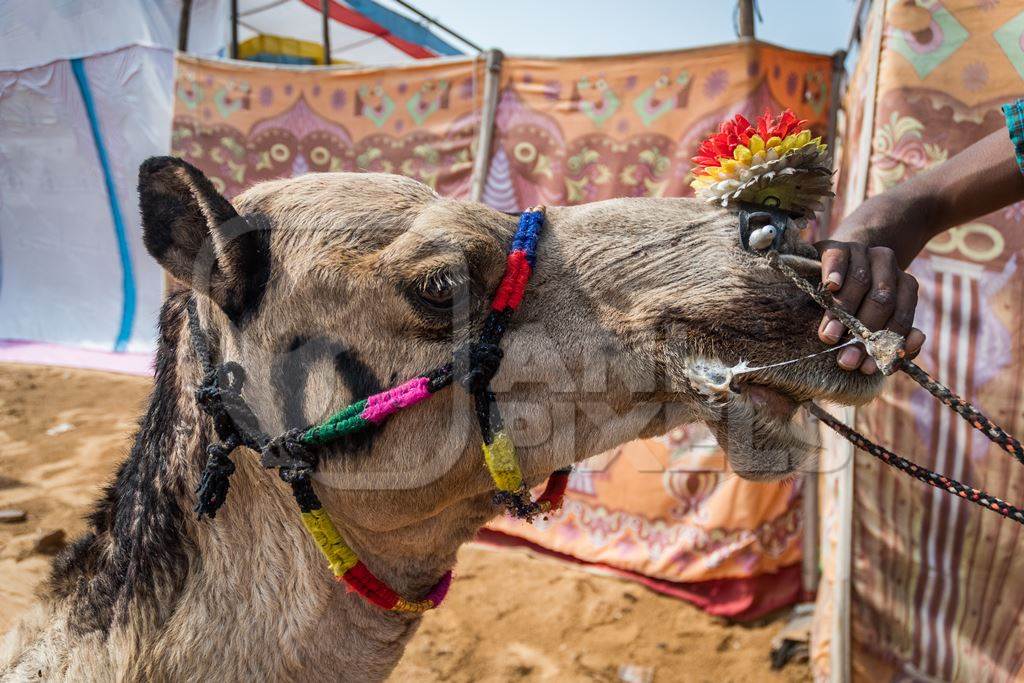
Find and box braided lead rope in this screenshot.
[765,251,1024,466]
[900,361,1024,467]
[809,403,1024,526]
[762,251,1024,524]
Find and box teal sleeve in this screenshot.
[1002,99,1024,177]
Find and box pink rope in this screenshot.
[360,376,431,424]
[424,570,453,606]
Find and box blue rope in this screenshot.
[70,58,136,352]
[512,211,542,266]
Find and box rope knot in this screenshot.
[261,429,317,480]
[457,341,504,394]
[194,439,238,519]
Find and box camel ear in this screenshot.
[138,156,271,323]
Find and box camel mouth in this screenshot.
[737,361,884,408]
[733,381,800,420]
[681,353,883,482]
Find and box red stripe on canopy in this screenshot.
[298,0,436,60]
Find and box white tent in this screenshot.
[0,0,463,365]
[0,0,228,357]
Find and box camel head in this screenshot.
[138,156,879,535]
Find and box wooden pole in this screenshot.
[167,0,194,296]
[801,473,820,599]
[178,0,193,51]
[820,50,847,238]
[321,0,332,66]
[737,0,755,39]
[469,49,504,203]
[230,0,239,59]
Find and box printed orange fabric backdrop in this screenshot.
[824,1,1024,679]
[170,44,835,620]
[482,45,832,210]
[171,55,484,199]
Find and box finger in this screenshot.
[861,357,878,375]
[855,246,898,331]
[905,328,926,359]
[838,344,864,371]
[819,312,847,345]
[832,244,871,317]
[817,241,850,292]
[886,272,919,337]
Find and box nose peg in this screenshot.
[738,203,792,252]
[748,224,778,250]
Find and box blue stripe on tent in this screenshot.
[70,58,136,352]
[343,0,463,56]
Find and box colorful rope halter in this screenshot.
[187,207,570,613]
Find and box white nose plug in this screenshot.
[748,225,778,250]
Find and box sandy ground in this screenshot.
[0,364,808,682]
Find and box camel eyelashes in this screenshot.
[418,281,454,310]
[405,268,466,315]
[413,266,468,309]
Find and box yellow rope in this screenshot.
[300,508,360,577]
[393,597,435,613]
[481,431,523,492]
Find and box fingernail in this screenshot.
[838,347,861,369]
[826,272,842,290]
[861,358,878,375]
[823,320,845,343]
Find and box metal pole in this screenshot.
[846,0,867,54]
[469,49,504,203]
[230,0,239,59]
[321,0,332,65]
[737,0,755,39]
[178,0,193,51]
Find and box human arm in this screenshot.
[816,117,1024,373]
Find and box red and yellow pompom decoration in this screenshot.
[690,110,833,220]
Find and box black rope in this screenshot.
[902,360,1024,467]
[809,403,1024,526]
[188,298,271,518]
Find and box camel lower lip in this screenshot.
[740,383,799,418]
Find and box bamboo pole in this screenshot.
[468,49,504,203]
[167,0,195,295]
[321,0,332,66]
[819,49,847,238]
[391,0,482,53]
[801,472,820,599]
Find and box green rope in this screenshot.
[302,399,369,445]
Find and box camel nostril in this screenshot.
[747,212,773,229]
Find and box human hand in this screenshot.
[814,239,925,374]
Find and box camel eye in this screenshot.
[416,280,454,311]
